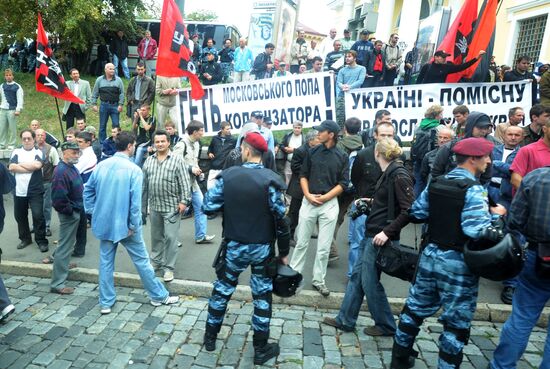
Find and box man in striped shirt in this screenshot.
[142,130,192,282]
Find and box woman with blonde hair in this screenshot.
[323,138,415,338]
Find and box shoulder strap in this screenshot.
[387,167,409,222]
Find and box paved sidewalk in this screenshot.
[0,275,545,369]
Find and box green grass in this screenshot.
[10,71,295,145]
[11,72,133,141]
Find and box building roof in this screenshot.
[297,22,327,38]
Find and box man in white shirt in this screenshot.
[75,131,97,183]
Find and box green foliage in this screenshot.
[0,0,145,51]
[185,9,218,21]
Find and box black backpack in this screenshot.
[411,126,437,164]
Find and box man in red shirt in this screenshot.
[510,112,550,190]
[363,40,385,87]
[137,30,158,76]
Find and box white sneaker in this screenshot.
[195,234,215,244]
[150,295,180,306]
[0,304,15,322]
[163,270,174,282]
[100,306,111,315]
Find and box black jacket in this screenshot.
[279,132,305,161]
[364,49,386,76]
[207,134,237,170]
[110,36,129,59]
[503,69,538,105]
[200,61,223,85]
[351,144,382,198]
[287,143,308,199]
[416,58,479,84]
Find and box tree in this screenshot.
[0,0,146,73]
[186,9,218,21]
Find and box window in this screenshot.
[514,14,548,62]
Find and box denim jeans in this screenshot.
[0,274,12,311]
[51,211,80,289]
[347,202,366,278]
[335,237,396,334]
[191,190,207,240]
[413,161,425,198]
[98,231,168,308]
[491,250,550,369]
[112,54,130,79]
[99,103,120,142]
[133,145,148,168]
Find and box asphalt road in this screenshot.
[0,194,505,303]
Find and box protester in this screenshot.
[75,131,97,183]
[85,126,102,162]
[29,119,60,149]
[223,123,276,171]
[218,39,234,83]
[494,107,524,142]
[318,28,338,61]
[201,38,218,64]
[416,49,486,84]
[290,30,309,74]
[155,76,181,129]
[233,37,254,82]
[9,129,48,252]
[0,69,23,150]
[207,121,236,190]
[503,55,539,106]
[403,44,418,85]
[173,120,215,244]
[142,130,191,283]
[324,40,345,73]
[350,30,373,67]
[290,120,348,297]
[132,104,156,167]
[49,141,83,295]
[0,161,15,323]
[91,63,124,142]
[101,127,120,160]
[336,50,366,97]
[62,68,91,129]
[137,30,158,76]
[279,122,305,186]
[363,40,386,87]
[323,138,413,336]
[382,34,402,86]
[419,125,454,191]
[489,167,550,369]
[164,121,181,148]
[519,104,550,146]
[451,105,469,139]
[200,50,223,86]
[83,131,179,314]
[541,67,550,107]
[250,111,275,154]
[252,43,275,80]
[275,62,290,77]
[35,128,60,237]
[126,62,155,118]
[390,137,506,369]
[110,30,130,79]
[340,29,354,52]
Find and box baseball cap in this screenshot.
[61,141,80,151]
[360,30,370,35]
[434,50,451,58]
[251,111,264,119]
[313,120,340,135]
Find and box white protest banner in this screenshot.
[344,81,533,142]
[176,72,336,136]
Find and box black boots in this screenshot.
[203,332,217,352]
[253,342,280,365]
[390,343,418,369]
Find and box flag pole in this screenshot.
[54,97,66,141]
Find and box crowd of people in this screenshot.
[0,25,550,369]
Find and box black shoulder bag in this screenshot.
[375,167,419,282]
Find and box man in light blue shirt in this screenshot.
[233,38,254,82]
[336,50,366,97]
[83,131,179,314]
[250,111,275,154]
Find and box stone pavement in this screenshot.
[0,275,546,369]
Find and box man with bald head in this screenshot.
[233,37,254,82]
[91,63,125,142]
[29,120,60,148]
[318,28,338,60]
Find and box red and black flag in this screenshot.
[436,0,479,82]
[156,0,204,100]
[35,13,84,104]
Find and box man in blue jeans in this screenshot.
[91,63,125,142]
[84,131,179,314]
[490,166,550,369]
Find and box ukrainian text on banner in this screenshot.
[344,80,533,142]
[176,72,336,136]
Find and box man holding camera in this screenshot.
[202,132,290,365]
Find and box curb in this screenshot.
[1,260,548,327]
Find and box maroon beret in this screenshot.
[452,137,494,157]
[244,132,268,152]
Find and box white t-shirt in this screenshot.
[9,147,44,196]
[287,134,303,162]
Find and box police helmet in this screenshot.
[464,233,524,281]
[273,264,303,298]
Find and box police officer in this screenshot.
[202,132,290,365]
[390,137,507,369]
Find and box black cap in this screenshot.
[360,30,370,35]
[313,120,340,135]
[251,111,264,119]
[434,50,451,58]
[263,116,272,125]
[344,29,350,33]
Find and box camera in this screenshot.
[350,199,371,220]
[440,118,451,125]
